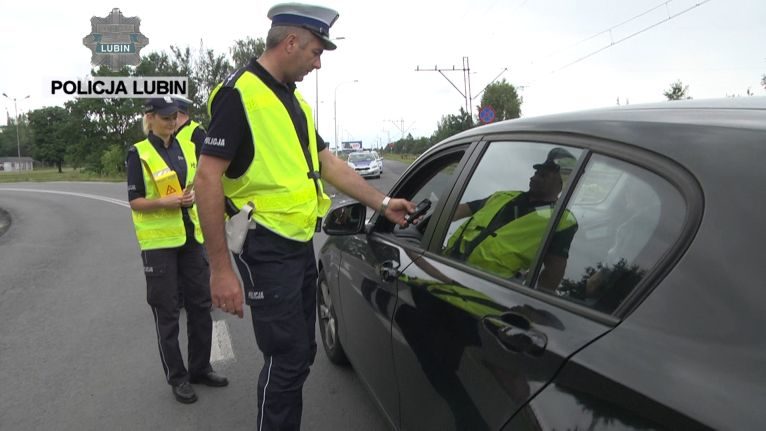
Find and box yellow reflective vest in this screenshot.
[175,120,201,149]
[208,71,331,242]
[130,138,204,250]
[446,191,577,278]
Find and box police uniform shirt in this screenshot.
[465,192,577,258]
[202,57,327,179]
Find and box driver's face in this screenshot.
[529,168,562,194]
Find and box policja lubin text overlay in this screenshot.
[50,77,188,98]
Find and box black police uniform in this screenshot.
[126,131,213,387]
[202,58,327,430]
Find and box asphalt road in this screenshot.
[0,160,408,430]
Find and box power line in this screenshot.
[545,0,674,59]
[552,0,713,73]
[415,57,473,113]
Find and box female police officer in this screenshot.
[126,97,228,404]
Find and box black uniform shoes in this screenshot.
[172,371,228,404]
[172,381,198,404]
[190,371,229,387]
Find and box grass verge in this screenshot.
[0,168,124,183]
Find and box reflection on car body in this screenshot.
[318,97,766,430]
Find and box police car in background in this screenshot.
[347,151,382,179]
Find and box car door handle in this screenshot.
[482,315,547,356]
[378,260,400,282]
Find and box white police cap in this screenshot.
[267,2,340,50]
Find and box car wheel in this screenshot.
[317,268,350,365]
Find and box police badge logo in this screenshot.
[82,8,149,71]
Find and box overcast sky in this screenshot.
[1,0,764,148]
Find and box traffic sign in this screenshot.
[479,106,496,124]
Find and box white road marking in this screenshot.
[0,186,238,364]
[0,188,131,208]
[210,319,235,364]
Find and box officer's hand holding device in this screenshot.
[404,198,431,227]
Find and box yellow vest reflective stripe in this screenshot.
[130,139,204,250]
[209,72,331,242]
[446,191,577,278]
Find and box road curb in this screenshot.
[0,207,10,238]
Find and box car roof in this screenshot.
[440,96,766,152]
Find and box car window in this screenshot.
[439,141,583,285]
[349,153,375,162]
[383,149,467,244]
[537,154,685,314]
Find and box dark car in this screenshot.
[317,97,766,430]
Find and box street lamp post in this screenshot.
[314,37,346,138]
[2,93,30,160]
[333,80,358,153]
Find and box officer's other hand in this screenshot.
[211,268,244,318]
[160,195,183,209]
[181,186,195,208]
[384,198,416,227]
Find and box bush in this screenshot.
[100,145,126,176]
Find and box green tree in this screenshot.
[0,123,18,157]
[231,37,266,69]
[663,80,691,101]
[22,37,266,175]
[27,106,71,172]
[194,45,233,118]
[100,144,126,176]
[477,78,523,122]
[431,107,474,145]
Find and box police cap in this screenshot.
[143,97,178,116]
[267,2,340,50]
[533,147,577,176]
[173,96,194,114]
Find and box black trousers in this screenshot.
[233,227,318,431]
[142,239,213,386]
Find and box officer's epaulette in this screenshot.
[222,66,248,88]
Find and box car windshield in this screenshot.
[349,153,374,162]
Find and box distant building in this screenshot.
[0,157,34,172]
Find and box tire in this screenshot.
[317,268,350,365]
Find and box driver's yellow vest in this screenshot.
[209,71,331,242]
[130,139,204,250]
[446,191,577,278]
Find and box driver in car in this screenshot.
[443,148,578,290]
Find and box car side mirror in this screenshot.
[323,202,367,235]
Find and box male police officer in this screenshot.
[194,3,415,429]
[173,96,206,157]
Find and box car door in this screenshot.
[337,143,472,426]
[391,139,615,430]
[504,151,697,430]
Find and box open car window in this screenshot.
[437,141,583,285]
[375,148,467,246]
